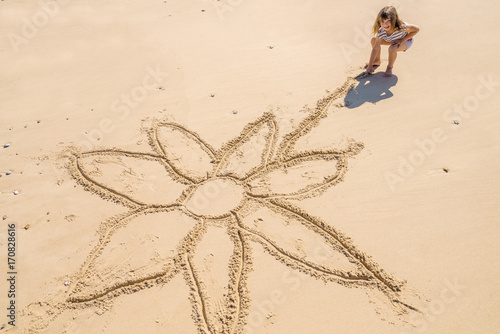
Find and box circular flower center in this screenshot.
[185,178,245,217]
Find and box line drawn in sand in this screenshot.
[21,77,420,333]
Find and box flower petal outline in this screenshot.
[230,206,372,286]
[71,150,185,208]
[150,121,217,184]
[214,112,278,180]
[246,143,363,199]
[262,199,403,292]
[182,222,251,334]
[273,78,356,161]
[68,207,200,303]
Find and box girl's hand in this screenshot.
[391,40,402,48]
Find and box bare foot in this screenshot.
[365,62,381,70]
[384,66,393,77]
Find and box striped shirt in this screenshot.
[378,22,408,42]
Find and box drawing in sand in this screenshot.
[22,78,416,333]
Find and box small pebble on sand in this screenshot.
[3,143,10,148]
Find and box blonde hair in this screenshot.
[372,6,404,35]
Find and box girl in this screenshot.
[365,6,419,77]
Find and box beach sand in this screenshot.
[1,0,499,333]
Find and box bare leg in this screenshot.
[366,38,394,73]
[370,37,381,66]
[385,42,408,77]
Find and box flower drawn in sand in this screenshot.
[59,79,410,333]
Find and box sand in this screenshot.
[1,0,500,333]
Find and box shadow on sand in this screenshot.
[344,73,398,109]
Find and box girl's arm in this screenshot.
[366,36,382,72]
[395,24,420,45]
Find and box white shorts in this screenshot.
[404,37,414,51]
